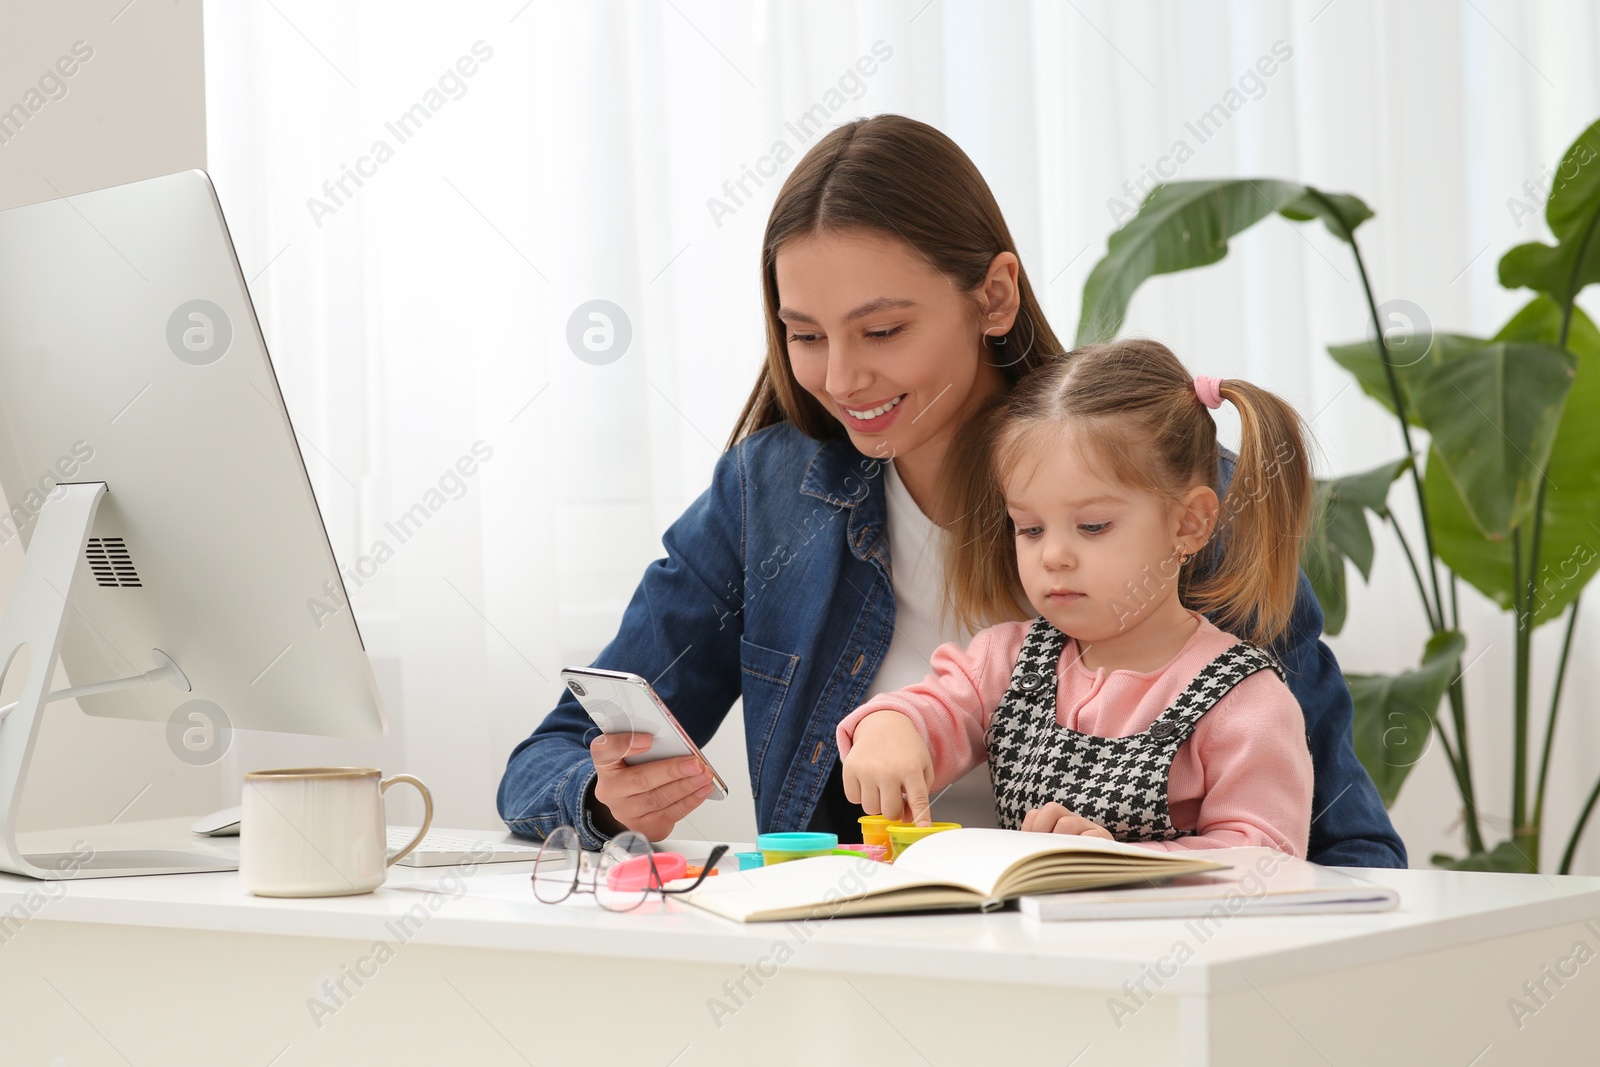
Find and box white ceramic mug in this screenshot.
[239,767,433,897]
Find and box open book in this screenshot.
[678,828,1228,923]
[1017,845,1399,921]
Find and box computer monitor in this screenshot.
[0,170,386,878]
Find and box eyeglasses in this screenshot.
[531,826,728,912]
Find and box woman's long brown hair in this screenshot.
[724,115,1065,450]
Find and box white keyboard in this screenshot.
[386,826,543,868]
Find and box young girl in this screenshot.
[838,338,1317,855]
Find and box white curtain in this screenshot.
[204,0,1600,870]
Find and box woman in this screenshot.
[496,114,1406,867]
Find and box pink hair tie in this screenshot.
[1193,375,1223,410]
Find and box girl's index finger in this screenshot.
[903,779,933,827]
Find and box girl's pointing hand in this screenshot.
[842,711,936,826]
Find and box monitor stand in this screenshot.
[0,482,239,879]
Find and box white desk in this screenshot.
[3,818,1598,1066]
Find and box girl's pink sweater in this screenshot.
[836,614,1313,856]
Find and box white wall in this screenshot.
[0,0,215,831]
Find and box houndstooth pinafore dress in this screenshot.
[986,616,1285,840]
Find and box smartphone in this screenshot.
[560,666,728,801]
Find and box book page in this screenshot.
[678,854,981,923]
[892,828,1220,897]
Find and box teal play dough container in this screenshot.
[756,832,838,865]
[734,851,765,871]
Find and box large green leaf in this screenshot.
[1322,457,1411,578]
[1077,180,1373,344]
[1427,298,1600,625]
[1423,446,1497,595]
[1499,118,1600,308]
[1348,629,1466,807]
[1326,332,1489,428]
[1409,342,1575,539]
[1301,458,1412,635]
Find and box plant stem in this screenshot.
[1511,528,1531,838]
[1342,234,1447,629]
[1542,263,1588,869]
[1519,467,1557,868]
[1443,677,1485,854]
[1425,696,1463,774]
[1326,208,1483,851]
[1562,769,1600,874]
[1384,519,1469,810]
[1307,190,1484,853]
[1437,573,1480,850]
[1533,596,1580,839]
[1387,515,1441,632]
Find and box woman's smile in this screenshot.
[839,392,908,431]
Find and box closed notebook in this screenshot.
[677,827,1227,923]
[1018,845,1400,921]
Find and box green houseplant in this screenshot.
[1075,118,1600,873]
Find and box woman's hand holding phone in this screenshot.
[588,733,716,841]
[841,711,936,826]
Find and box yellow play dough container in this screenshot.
[884,821,961,861]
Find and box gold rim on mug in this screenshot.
[244,767,382,781]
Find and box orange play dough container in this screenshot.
[858,814,892,852]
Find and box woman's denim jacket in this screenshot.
[497,422,1407,867]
